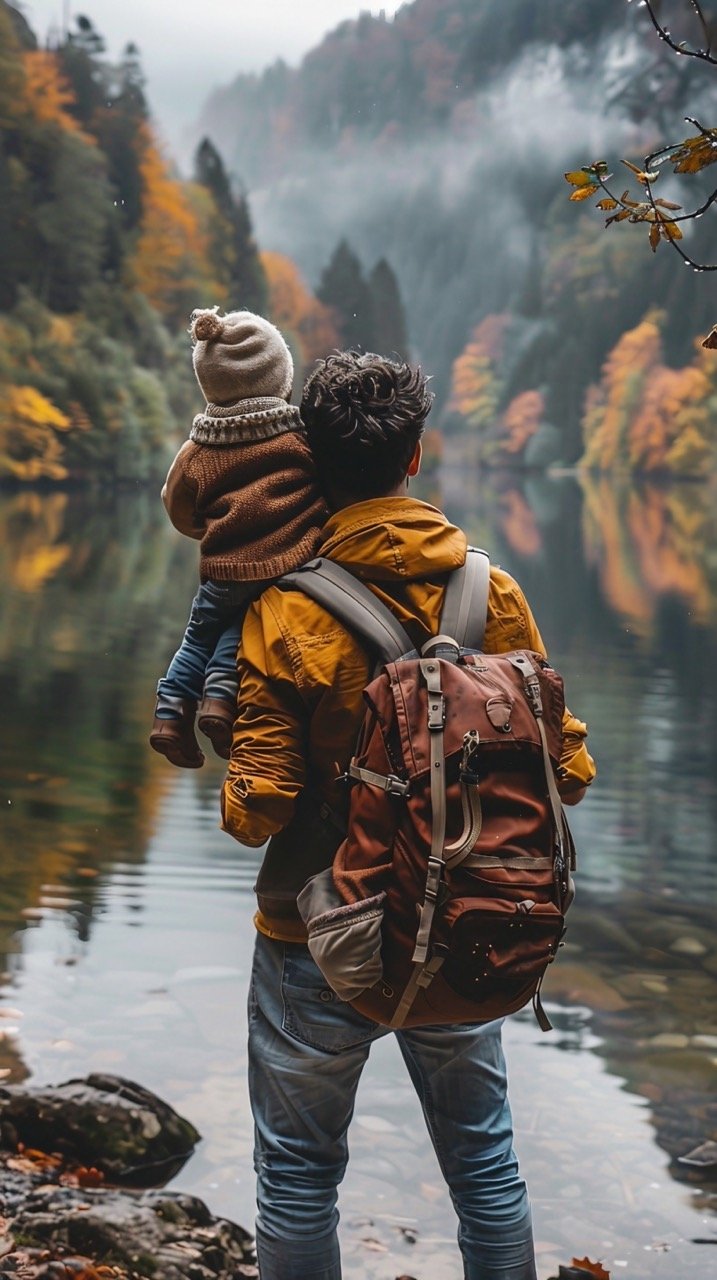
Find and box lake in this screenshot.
[0,467,715,1279]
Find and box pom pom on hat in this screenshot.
[191,308,224,343]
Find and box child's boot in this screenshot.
[197,694,235,760]
[149,695,204,768]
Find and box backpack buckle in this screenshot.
[427,693,445,731]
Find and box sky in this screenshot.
[21,1,405,149]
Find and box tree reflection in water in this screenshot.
[0,478,716,1230]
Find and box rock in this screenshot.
[648,1033,690,1050]
[692,1034,717,1050]
[7,1184,256,1279]
[0,1075,200,1183]
[670,936,708,957]
[677,1140,717,1172]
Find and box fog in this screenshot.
[21,0,404,148]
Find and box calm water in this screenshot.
[0,471,716,1279]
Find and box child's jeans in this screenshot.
[156,579,261,708]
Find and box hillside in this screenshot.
[196,0,717,468]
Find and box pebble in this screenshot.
[648,1033,690,1050]
[691,1034,717,1050]
[670,936,708,956]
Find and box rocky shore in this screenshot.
[0,1075,257,1279]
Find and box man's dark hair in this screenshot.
[301,351,433,500]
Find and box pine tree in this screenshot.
[317,240,374,350]
[194,136,267,313]
[369,258,409,360]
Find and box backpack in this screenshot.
[282,549,576,1032]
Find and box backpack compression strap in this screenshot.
[278,557,417,665]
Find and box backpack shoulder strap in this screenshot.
[278,557,417,665]
[439,547,490,650]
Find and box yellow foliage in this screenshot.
[13,542,72,591]
[581,474,714,632]
[0,385,71,481]
[581,313,716,476]
[21,51,88,139]
[6,385,71,431]
[128,124,210,321]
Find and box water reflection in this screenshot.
[0,475,716,1276]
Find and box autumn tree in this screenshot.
[128,124,213,324]
[582,311,717,475]
[261,250,339,379]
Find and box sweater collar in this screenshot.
[190,398,302,445]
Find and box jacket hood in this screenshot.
[318,497,467,581]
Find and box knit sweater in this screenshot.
[161,397,328,582]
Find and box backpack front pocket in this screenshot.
[438,896,564,1003]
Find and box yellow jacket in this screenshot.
[221,497,596,940]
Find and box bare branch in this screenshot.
[643,0,717,65]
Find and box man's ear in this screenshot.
[407,441,422,477]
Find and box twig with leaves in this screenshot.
[565,0,717,345]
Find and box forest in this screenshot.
[199,0,717,476]
[2,0,717,482]
[0,3,406,484]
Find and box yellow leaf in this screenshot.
[661,219,683,240]
[596,197,617,210]
[649,223,661,252]
[569,184,599,201]
[670,130,717,175]
[605,208,633,225]
[564,168,595,188]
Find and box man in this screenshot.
[222,350,595,1280]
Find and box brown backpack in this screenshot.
[286,550,576,1032]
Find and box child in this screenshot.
[150,306,327,768]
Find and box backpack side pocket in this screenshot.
[298,870,386,1001]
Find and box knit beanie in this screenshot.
[191,308,294,406]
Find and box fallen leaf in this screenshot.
[572,1258,611,1279]
[361,1237,389,1253]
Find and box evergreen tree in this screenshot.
[58,16,106,127]
[317,239,374,350]
[193,137,266,313]
[369,258,409,360]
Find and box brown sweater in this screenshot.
[162,398,328,582]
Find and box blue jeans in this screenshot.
[248,933,537,1280]
[157,579,259,707]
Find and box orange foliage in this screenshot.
[21,51,88,139]
[261,250,339,364]
[448,314,509,429]
[500,390,543,456]
[128,124,210,321]
[582,314,717,475]
[581,474,714,633]
[499,489,542,557]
